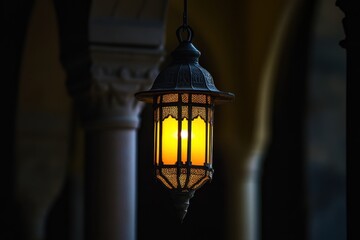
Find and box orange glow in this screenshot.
[160,116,206,165]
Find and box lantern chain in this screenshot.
[176,0,193,43]
[183,0,188,26]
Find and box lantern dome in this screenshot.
[135,41,234,103]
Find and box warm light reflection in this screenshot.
[160,115,206,165]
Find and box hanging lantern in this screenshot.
[135,0,234,222]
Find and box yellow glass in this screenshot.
[191,116,206,165]
[159,115,207,166]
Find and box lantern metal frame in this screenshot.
[153,93,214,190]
[135,0,234,222]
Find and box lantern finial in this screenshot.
[171,190,195,222]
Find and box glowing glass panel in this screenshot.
[159,115,207,166]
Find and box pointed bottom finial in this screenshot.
[171,190,195,223]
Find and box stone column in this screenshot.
[57,1,169,239]
[73,47,163,240]
[81,1,168,238]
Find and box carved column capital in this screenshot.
[70,46,163,130]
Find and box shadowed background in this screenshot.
[2,0,346,240]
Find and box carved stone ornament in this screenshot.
[71,46,164,130]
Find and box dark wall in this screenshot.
[2,1,35,239]
[260,1,317,240]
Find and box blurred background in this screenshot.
[3,0,346,240]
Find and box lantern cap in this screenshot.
[135,41,234,104]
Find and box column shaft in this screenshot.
[85,129,137,240]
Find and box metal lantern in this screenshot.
[135,0,234,222]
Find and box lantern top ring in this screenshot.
[176,25,193,43]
